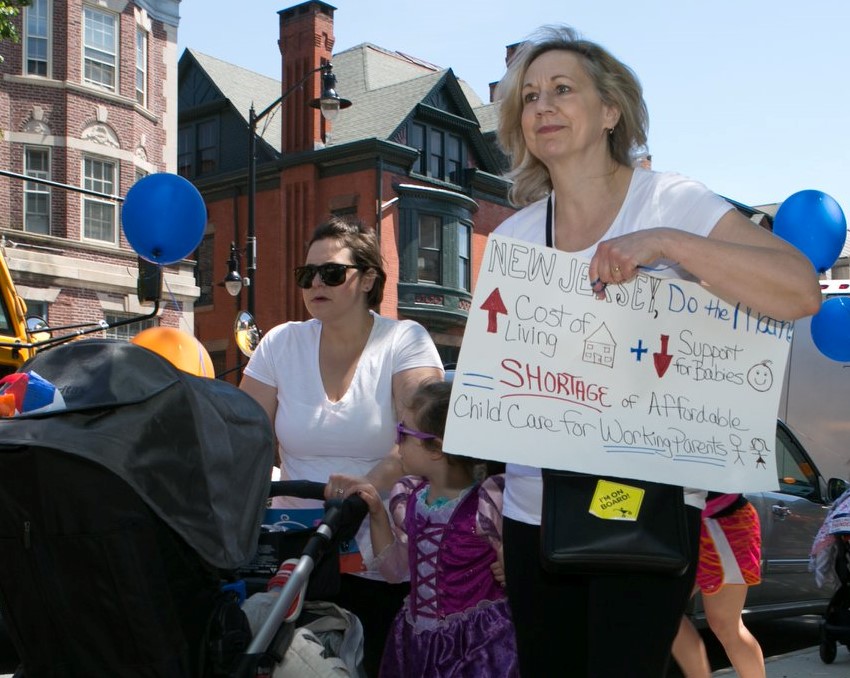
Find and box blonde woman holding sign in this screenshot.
[492,25,821,678]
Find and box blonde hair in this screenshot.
[495,25,648,207]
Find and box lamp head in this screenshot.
[223,243,243,296]
[309,67,351,122]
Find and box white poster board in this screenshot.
[443,234,794,492]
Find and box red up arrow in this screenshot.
[480,288,508,334]
[653,334,673,378]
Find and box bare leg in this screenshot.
[671,614,711,678]
[703,584,765,678]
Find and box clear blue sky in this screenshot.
[177,0,849,237]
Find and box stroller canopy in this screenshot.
[0,338,275,569]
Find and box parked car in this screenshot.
[443,369,847,623]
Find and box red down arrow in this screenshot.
[653,334,672,378]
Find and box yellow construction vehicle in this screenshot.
[0,249,34,376]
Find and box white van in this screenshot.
[779,280,850,484]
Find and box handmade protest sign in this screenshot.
[443,234,794,493]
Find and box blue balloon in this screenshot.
[773,190,847,273]
[810,296,850,362]
[121,173,206,265]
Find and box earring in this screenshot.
[608,128,614,135]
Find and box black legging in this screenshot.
[504,508,701,678]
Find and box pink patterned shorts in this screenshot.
[696,501,761,595]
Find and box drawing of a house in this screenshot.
[583,322,617,368]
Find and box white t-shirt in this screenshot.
[243,311,443,573]
[494,168,734,525]
[244,311,443,490]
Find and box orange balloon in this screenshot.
[131,327,215,378]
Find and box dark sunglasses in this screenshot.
[294,263,364,289]
[395,421,439,446]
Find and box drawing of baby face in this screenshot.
[747,361,774,392]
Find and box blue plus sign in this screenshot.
[631,340,648,361]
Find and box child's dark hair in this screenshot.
[409,380,498,479]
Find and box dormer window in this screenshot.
[409,121,464,185]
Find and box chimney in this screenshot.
[278,1,336,153]
[490,42,522,103]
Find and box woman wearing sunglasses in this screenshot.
[239,216,443,677]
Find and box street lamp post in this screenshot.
[225,63,351,319]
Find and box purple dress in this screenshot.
[374,475,519,678]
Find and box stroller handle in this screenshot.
[267,479,369,549]
[268,479,327,500]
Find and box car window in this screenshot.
[0,297,12,335]
[775,425,818,500]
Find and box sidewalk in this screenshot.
[714,646,850,677]
[4,646,848,678]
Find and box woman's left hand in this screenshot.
[325,473,368,501]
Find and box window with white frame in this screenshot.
[24,147,50,234]
[25,0,49,77]
[82,156,117,243]
[103,313,158,341]
[83,6,117,91]
[135,27,147,106]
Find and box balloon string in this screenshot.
[196,342,211,377]
[159,276,193,337]
[162,274,212,377]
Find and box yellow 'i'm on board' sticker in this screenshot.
[588,479,645,521]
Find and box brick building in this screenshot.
[0,0,197,342]
[179,0,517,378]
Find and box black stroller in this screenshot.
[0,338,277,677]
[0,338,368,677]
[811,487,850,664]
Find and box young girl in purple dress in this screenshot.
[337,380,518,677]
